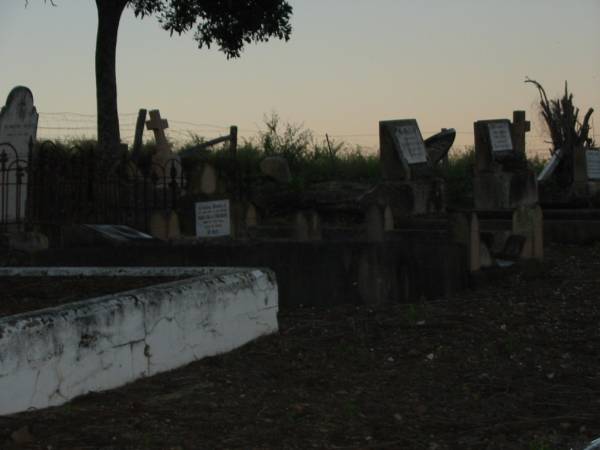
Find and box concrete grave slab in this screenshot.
[0,266,278,415]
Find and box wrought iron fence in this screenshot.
[0,140,186,233]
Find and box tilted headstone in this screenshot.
[379,119,428,180]
[378,119,448,215]
[424,128,456,165]
[538,150,561,182]
[0,86,39,223]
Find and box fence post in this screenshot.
[132,109,147,162]
[230,126,238,159]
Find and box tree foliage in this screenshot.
[32,0,293,155]
[130,0,293,58]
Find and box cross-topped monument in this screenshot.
[146,109,171,153]
[473,110,538,210]
[144,109,180,182]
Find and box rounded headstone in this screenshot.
[260,156,292,183]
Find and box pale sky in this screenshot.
[1,0,599,155]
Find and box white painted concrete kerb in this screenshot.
[0,267,278,415]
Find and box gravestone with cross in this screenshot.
[0,86,39,223]
[473,110,538,210]
[378,119,452,215]
[145,109,181,182]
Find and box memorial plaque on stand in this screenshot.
[195,199,231,238]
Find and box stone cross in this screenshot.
[146,109,171,153]
[512,110,531,155]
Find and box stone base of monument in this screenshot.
[361,180,445,217]
[0,266,278,416]
[474,170,538,210]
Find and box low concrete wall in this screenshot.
[0,267,277,415]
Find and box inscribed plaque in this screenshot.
[392,123,427,165]
[195,200,231,238]
[487,122,513,153]
[586,150,600,180]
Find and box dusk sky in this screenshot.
[1,0,599,155]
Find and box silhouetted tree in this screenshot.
[35,0,293,156]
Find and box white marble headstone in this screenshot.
[0,86,38,160]
[195,199,231,238]
[0,86,38,223]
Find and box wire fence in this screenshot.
[37,112,600,159]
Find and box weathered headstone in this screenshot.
[378,119,448,215]
[245,203,258,228]
[473,111,538,210]
[379,119,427,180]
[0,87,38,160]
[260,156,292,183]
[149,210,181,241]
[195,199,231,238]
[0,86,39,223]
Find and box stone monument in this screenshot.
[0,86,39,223]
[473,111,538,210]
[145,109,181,182]
[379,119,454,215]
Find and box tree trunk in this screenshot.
[95,0,128,157]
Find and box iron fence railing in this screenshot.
[0,140,186,233]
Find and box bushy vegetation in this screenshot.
[36,114,549,206]
[444,147,476,208]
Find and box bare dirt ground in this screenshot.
[1,243,599,450]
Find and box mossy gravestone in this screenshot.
[0,86,39,222]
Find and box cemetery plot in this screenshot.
[0,276,184,317]
[2,243,598,450]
